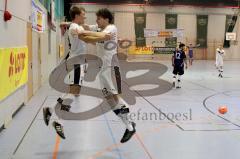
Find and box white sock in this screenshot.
[114,97,133,131]
[177,75,181,86]
[173,75,176,83]
[118,112,133,131]
[49,107,63,125]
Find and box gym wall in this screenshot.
[78,4,240,60]
[0,0,63,129]
[0,0,31,128]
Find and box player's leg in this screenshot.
[216,59,220,76]
[43,97,69,139]
[79,64,85,85]
[113,94,136,143]
[176,74,181,88]
[43,107,52,126]
[219,66,223,78]
[217,58,223,78]
[219,58,224,78]
[172,67,177,88]
[100,67,136,143]
[79,58,88,84]
[190,57,193,65]
[103,92,136,142]
[176,66,184,88]
[189,53,193,65]
[43,110,66,139]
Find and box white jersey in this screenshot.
[89,24,119,94]
[68,23,86,57]
[216,48,225,67]
[89,24,98,32]
[90,24,118,68]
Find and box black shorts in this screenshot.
[173,66,184,75]
[114,66,122,94]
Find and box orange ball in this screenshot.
[218,106,227,114]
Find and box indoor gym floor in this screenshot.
[0,60,240,159]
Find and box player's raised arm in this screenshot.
[70,29,113,43]
[78,31,113,43]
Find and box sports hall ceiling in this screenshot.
[67,0,240,7]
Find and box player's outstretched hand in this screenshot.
[195,43,200,47]
[60,22,71,28]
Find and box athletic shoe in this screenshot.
[52,121,66,139]
[120,122,136,143]
[60,104,71,112]
[43,107,52,126]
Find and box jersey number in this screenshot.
[176,52,181,59]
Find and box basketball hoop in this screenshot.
[226,32,236,41]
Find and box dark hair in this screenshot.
[179,43,185,48]
[96,8,114,24]
[69,6,85,20]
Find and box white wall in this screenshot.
[225,17,240,60]
[0,0,61,128]
[146,13,165,46]
[39,29,58,84]
[0,0,32,127]
[206,15,226,59]
[79,4,236,15]
[31,1,51,93]
[31,3,62,93]
[115,13,135,41]
[178,14,197,44]
[32,31,40,93]
[40,31,49,85]
[0,0,31,47]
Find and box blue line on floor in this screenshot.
[103,113,123,159]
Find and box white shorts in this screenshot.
[99,66,122,95]
[216,53,224,67]
[216,58,223,67]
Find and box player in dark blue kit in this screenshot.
[188,44,194,65]
[187,43,200,66]
[172,43,188,88]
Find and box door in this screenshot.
[37,35,42,88]
[27,22,33,100]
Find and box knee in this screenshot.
[113,105,129,115]
[102,88,110,97]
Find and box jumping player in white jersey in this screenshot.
[215,45,225,78]
[43,6,114,139]
[44,8,136,143]
[81,8,136,143]
[43,6,90,139]
[68,6,87,85]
